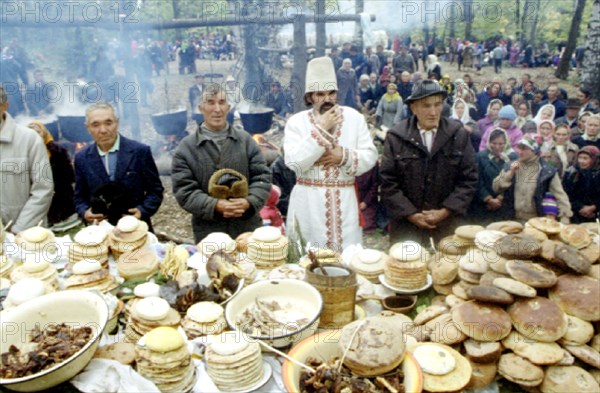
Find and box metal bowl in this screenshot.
[224,279,322,348]
[0,291,109,392]
[281,329,424,393]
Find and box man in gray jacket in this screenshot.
[0,86,54,233]
[172,85,271,242]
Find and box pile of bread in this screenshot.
[411,219,600,391]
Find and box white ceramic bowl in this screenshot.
[224,279,322,348]
[0,290,109,392]
[282,330,423,393]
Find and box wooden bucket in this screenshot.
[305,264,357,328]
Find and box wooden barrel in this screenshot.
[305,264,357,328]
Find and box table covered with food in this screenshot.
[0,216,599,393]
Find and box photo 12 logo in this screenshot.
[1,1,140,24]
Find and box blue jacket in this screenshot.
[74,135,164,222]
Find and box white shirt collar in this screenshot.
[97,134,120,156]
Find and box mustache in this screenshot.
[319,103,335,114]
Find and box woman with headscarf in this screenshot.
[375,83,403,128]
[563,146,600,223]
[476,99,503,145]
[514,100,533,130]
[545,123,579,177]
[469,128,517,224]
[533,103,555,126]
[27,121,77,228]
[336,58,358,108]
[357,74,375,112]
[452,98,479,151]
[538,120,564,176]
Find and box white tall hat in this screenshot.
[305,57,338,94]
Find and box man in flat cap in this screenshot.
[284,57,377,251]
[381,80,478,244]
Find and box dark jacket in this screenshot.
[469,149,517,224]
[171,123,271,242]
[270,156,296,217]
[538,98,566,119]
[336,68,358,108]
[74,135,164,226]
[502,158,557,218]
[572,136,600,150]
[563,166,600,223]
[47,141,76,225]
[380,117,478,244]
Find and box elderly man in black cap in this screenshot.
[380,80,478,244]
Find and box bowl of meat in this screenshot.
[224,279,323,348]
[0,290,109,392]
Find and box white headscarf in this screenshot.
[450,98,473,125]
[533,104,555,126]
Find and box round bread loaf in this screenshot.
[389,241,423,262]
[505,259,557,288]
[452,301,512,342]
[560,315,595,346]
[549,274,600,321]
[144,326,184,353]
[455,225,485,240]
[496,234,541,259]
[554,243,592,274]
[486,220,523,234]
[508,297,568,342]
[541,366,600,393]
[409,342,472,392]
[559,224,592,249]
[498,353,544,387]
[338,317,405,376]
[501,331,564,365]
[528,217,562,234]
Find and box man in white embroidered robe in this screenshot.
[284,57,378,251]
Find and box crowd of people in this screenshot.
[1,30,599,250]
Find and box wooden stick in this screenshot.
[256,340,316,373]
[3,220,13,231]
[37,220,43,227]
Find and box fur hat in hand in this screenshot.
[208,168,249,199]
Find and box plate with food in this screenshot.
[379,273,433,295]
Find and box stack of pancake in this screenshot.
[10,256,58,291]
[350,248,387,283]
[205,332,264,391]
[68,226,110,271]
[117,247,159,280]
[136,327,196,392]
[125,296,181,343]
[384,241,428,290]
[124,282,161,320]
[14,226,57,254]
[246,226,288,270]
[181,302,226,339]
[109,216,148,259]
[64,259,118,293]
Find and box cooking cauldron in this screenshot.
[239,109,274,135]
[58,115,92,143]
[151,109,188,136]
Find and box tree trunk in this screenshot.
[354,0,364,51]
[464,0,473,41]
[521,0,533,46]
[449,2,456,39]
[581,0,600,99]
[515,0,521,45]
[171,0,182,40]
[555,0,586,79]
[316,0,326,57]
[291,16,308,113]
[528,0,542,47]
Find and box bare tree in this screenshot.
[463,0,473,41]
[315,0,326,57]
[516,0,521,44]
[528,0,542,47]
[521,0,534,46]
[555,0,587,79]
[581,0,600,99]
